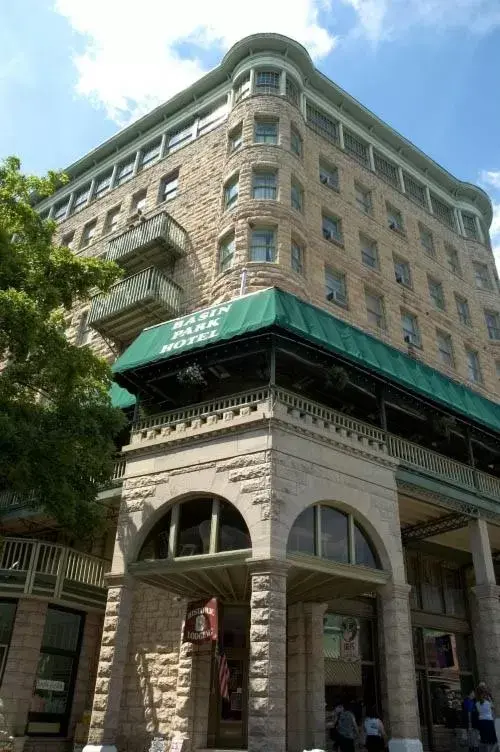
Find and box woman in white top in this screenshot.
[363,706,387,752]
[476,685,497,749]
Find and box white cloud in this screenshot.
[479,171,500,272]
[53,0,337,125]
[480,170,500,191]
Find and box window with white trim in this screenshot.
[72,185,90,214]
[141,139,161,169]
[94,172,112,199]
[228,124,242,152]
[53,199,70,221]
[255,70,280,95]
[325,268,347,307]
[394,256,411,288]
[250,228,276,262]
[168,123,193,152]
[419,224,435,256]
[254,119,278,144]
[79,220,97,249]
[485,310,500,340]
[290,126,303,157]
[103,206,121,235]
[159,172,178,202]
[116,157,135,186]
[473,262,492,291]
[436,330,454,368]
[445,244,461,276]
[365,290,385,330]
[387,203,404,232]
[219,232,235,273]
[131,190,147,215]
[224,175,239,209]
[462,212,478,240]
[319,161,339,191]
[455,295,471,327]
[428,277,445,310]
[291,240,304,274]
[322,214,343,245]
[374,152,399,187]
[466,349,482,383]
[291,180,303,211]
[430,194,455,229]
[344,128,369,166]
[360,234,379,269]
[401,310,421,347]
[355,182,372,214]
[285,76,300,106]
[234,75,250,103]
[252,170,277,200]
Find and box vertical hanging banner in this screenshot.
[340,617,360,661]
[183,598,218,643]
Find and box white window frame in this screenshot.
[455,295,471,327]
[250,228,277,263]
[446,245,461,276]
[320,161,339,191]
[428,277,445,310]
[325,268,347,307]
[291,240,304,274]
[103,206,121,235]
[291,126,303,157]
[219,233,235,273]
[436,330,454,368]
[365,290,385,330]
[322,215,343,245]
[254,119,278,145]
[80,220,97,249]
[252,170,277,201]
[466,349,482,383]
[159,172,179,203]
[485,310,500,340]
[401,311,421,347]
[360,235,379,269]
[291,180,303,211]
[387,203,404,232]
[355,183,372,214]
[224,176,239,209]
[228,124,242,152]
[419,224,435,256]
[394,256,412,288]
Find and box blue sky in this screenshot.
[2,0,500,257]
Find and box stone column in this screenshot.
[287,603,306,752]
[379,582,422,752]
[304,602,327,750]
[171,639,196,748]
[469,519,500,705]
[248,561,288,752]
[83,574,135,752]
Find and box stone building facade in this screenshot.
[2,32,500,752]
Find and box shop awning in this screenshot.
[110,382,136,409]
[112,287,500,433]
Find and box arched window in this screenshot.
[138,497,251,561]
[287,504,380,569]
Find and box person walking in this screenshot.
[363,706,387,752]
[475,684,497,750]
[336,703,359,752]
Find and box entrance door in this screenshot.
[214,606,249,749]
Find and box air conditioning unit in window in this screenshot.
[389,222,398,231]
[327,290,346,305]
[395,273,404,284]
[323,228,332,241]
[404,333,419,347]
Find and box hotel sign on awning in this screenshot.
[183,598,218,643]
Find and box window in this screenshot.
[374,152,399,188]
[224,175,239,209]
[436,330,454,368]
[255,70,280,95]
[365,290,385,330]
[159,171,178,202]
[27,607,84,736]
[466,349,482,383]
[325,268,347,307]
[343,129,369,166]
[462,212,478,240]
[485,310,500,340]
[455,295,471,327]
[228,124,242,152]
[291,240,304,274]
[131,190,147,215]
[219,233,235,273]
[61,232,75,251]
[419,224,435,256]
[94,172,112,199]
[428,277,445,310]
[140,139,161,169]
[430,194,455,229]
[79,220,97,249]
[403,173,426,207]
[401,310,421,347]
[394,256,411,288]
[168,123,193,152]
[72,185,90,214]
[360,235,379,269]
[473,262,492,291]
[319,161,339,191]
[252,170,277,200]
[254,119,278,144]
[234,75,250,103]
[387,203,404,232]
[322,214,343,245]
[495,360,500,379]
[291,180,303,211]
[285,76,300,106]
[355,182,372,214]
[290,127,303,157]
[0,601,16,683]
[103,206,121,235]
[446,244,461,276]
[250,228,276,262]
[53,199,70,221]
[116,157,135,186]
[76,310,92,346]
[305,102,340,144]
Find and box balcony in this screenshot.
[0,538,109,609]
[88,266,182,343]
[107,211,188,273]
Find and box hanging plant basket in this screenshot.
[325,365,349,392]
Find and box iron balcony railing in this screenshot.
[0,538,109,608]
[88,266,182,329]
[107,211,188,266]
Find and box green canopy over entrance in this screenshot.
[110,382,136,409]
[112,287,500,433]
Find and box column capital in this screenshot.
[472,583,500,600]
[248,558,290,576]
[104,572,136,590]
[379,581,412,601]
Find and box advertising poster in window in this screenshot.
[340,617,360,662]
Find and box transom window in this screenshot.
[428,277,445,310]
[219,233,235,273]
[436,330,454,368]
[255,70,280,95]
[322,214,343,245]
[365,290,385,330]
[138,497,251,560]
[394,256,411,287]
[474,262,492,291]
[485,310,500,340]
[325,268,347,307]
[254,118,278,144]
[320,161,339,191]
[250,228,276,262]
[401,310,421,347]
[287,505,380,569]
[224,175,239,208]
[291,240,304,274]
[360,234,379,269]
[252,170,277,200]
[466,349,481,383]
[456,295,471,327]
[419,224,435,256]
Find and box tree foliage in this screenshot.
[0,157,126,537]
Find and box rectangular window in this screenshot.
[365,290,385,330]
[79,220,97,249]
[319,161,339,191]
[436,330,454,368]
[325,268,347,307]
[168,123,194,152]
[72,185,90,214]
[141,139,161,169]
[285,76,300,106]
[252,171,277,200]
[322,214,343,245]
[343,128,369,166]
[219,233,235,273]
[159,172,179,202]
[430,194,455,229]
[466,349,482,383]
[27,606,84,737]
[290,127,303,157]
[428,277,445,310]
[374,151,399,187]
[76,310,92,346]
[360,234,379,269]
[254,119,278,144]
[474,262,492,290]
[116,157,135,185]
[355,182,372,214]
[198,101,228,136]
[485,310,500,340]
[419,224,435,256]
[234,75,250,103]
[228,124,242,152]
[394,256,412,288]
[387,203,404,232]
[131,190,147,215]
[305,102,339,144]
[291,240,304,274]
[255,70,280,95]
[53,199,70,221]
[94,171,112,199]
[224,175,239,209]
[446,244,461,276]
[495,360,500,379]
[403,173,426,207]
[62,232,75,251]
[250,228,276,262]
[0,600,17,683]
[103,206,121,235]
[462,212,478,240]
[291,180,303,211]
[401,310,421,347]
[455,295,471,327]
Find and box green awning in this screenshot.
[110,382,136,409]
[112,287,500,433]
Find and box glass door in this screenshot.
[215,606,249,749]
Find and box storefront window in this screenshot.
[27,607,84,736]
[0,600,17,683]
[405,551,465,618]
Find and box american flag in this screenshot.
[216,644,230,700]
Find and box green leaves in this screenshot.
[0,157,126,538]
